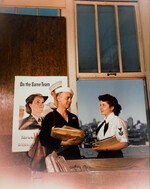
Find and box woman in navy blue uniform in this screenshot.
[19,94,48,130]
[92,94,128,158]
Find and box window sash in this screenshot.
[74,1,144,79]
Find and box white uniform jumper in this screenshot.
[96,112,128,158]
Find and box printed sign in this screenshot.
[12,76,67,152]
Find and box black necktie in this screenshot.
[38,118,42,126]
[96,120,109,136]
[96,120,106,135]
[104,122,109,136]
[38,118,42,122]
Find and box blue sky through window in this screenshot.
[77,79,147,125]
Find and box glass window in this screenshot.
[118,6,140,72]
[98,5,119,72]
[77,5,98,73]
[38,8,58,16]
[0,7,16,14]
[17,8,36,15]
[0,7,58,17]
[77,79,149,157]
[76,3,143,75]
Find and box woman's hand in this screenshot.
[92,140,103,152]
[92,141,128,152]
[92,144,106,152]
[61,137,83,146]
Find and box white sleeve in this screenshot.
[115,118,128,142]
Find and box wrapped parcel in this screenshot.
[93,136,118,147]
[51,125,85,141]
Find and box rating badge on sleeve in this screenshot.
[118,127,123,136]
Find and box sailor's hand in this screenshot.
[61,138,82,146]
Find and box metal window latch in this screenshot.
[107,72,117,76]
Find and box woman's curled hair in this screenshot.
[98,94,122,116]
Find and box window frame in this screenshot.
[0,6,61,16]
[74,1,145,80]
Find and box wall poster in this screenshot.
[12,76,67,152]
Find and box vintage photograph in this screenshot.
[0,1,149,189]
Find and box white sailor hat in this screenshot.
[55,87,74,96]
[49,81,62,92]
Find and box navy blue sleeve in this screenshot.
[39,112,61,151]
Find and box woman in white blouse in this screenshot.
[92,94,128,158]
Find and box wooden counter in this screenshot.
[0,136,149,189]
[33,156,150,189]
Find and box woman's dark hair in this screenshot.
[98,94,122,116]
[25,94,48,114]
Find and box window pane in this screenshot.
[98,6,119,72]
[118,6,140,72]
[17,8,36,15]
[0,7,15,14]
[77,5,98,73]
[38,8,58,16]
[77,79,149,158]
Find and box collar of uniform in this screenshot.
[105,112,115,123]
[31,114,41,122]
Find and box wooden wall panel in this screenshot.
[0,13,67,134]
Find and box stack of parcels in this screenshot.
[45,151,70,172]
[45,151,91,172]
[93,136,118,147]
[51,125,85,141]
